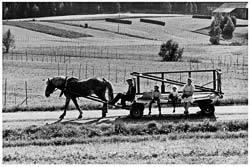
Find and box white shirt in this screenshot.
[183,84,194,96]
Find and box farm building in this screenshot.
[212,2,248,20]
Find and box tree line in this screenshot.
[3,2,223,20]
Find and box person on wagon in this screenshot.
[148,85,161,116]
[168,85,179,113]
[182,78,194,115]
[109,78,136,108]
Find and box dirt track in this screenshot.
[3,105,248,129]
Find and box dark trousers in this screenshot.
[149,98,161,115]
[169,93,178,109]
[109,93,133,107]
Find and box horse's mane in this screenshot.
[67,77,79,83]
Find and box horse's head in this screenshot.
[45,76,68,97]
[45,78,56,97]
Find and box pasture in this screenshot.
[2,14,248,164]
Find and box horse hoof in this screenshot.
[59,115,65,120]
[102,113,106,118]
[78,115,82,119]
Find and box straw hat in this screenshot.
[126,78,133,82]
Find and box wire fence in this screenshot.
[2,45,248,109]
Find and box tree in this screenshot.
[3,29,15,53]
[32,4,39,17]
[192,2,197,14]
[115,2,121,13]
[162,2,172,13]
[159,40,184,62]
[57,2,65,15]
[185,2,193,14]
[3,7,9,19]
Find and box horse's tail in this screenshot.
[103,78,114,101]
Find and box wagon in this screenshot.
[127,69,223,118]
[83,69,223,119]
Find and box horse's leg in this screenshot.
[60,97,70,120]
[95,91,108,118]
[72,98,83,119]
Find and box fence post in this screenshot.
[65,64,68,76]
[58,62,60,76]
[242,56,244,74]
[85,62,88,79]
[123,68,126,83]
[108,63,110,80]
[14,87,16,105]
[4,78,7,109]
[26,50,28,61]
[236,55,238,67]
[25,81,28,106]
[115,65,118,83]
[79,64,81,79]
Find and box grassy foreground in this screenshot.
[3,137,248,164]
[3,120,248,164]
[3,133,248,164]
[3,120,248,147]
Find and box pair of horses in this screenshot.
[45,76,114,120]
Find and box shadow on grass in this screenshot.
[58,113,216,126]
[115,113,217,123]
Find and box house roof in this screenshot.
[213,8,235,13]
[213,2,248,13]
[218,2,248,8]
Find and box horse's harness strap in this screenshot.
[59,77,68,97]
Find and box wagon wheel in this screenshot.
[199,103,215,116]
[130,102,144,119]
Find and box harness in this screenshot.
[59,77,68,97]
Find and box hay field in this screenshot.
[2,14,248,110]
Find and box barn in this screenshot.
[212,2,248,20]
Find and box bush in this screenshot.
[2,29,15,53]
[158,39,184,61]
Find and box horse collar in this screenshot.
[59,77,68,97]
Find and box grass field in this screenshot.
[3,21,92,38]
[3,137,248,164]
[2,14,248,111]
[3,120,248,164]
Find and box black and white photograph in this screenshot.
[2,1,248,164]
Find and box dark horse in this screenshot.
[45,76,114,119]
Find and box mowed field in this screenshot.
[2,14,248,164]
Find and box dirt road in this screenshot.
[3,105,247,129]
